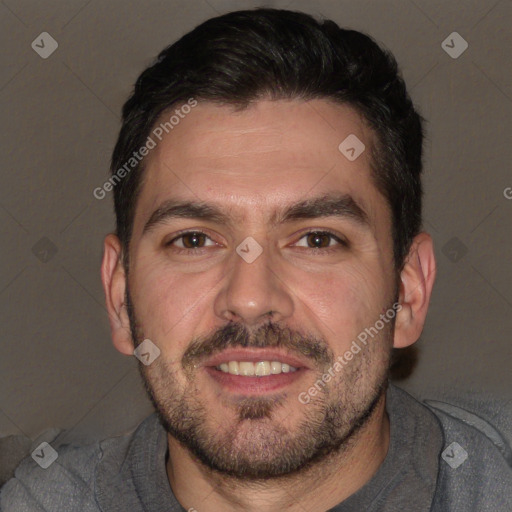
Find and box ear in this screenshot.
[394,232,436,348]
[101,234,134,356]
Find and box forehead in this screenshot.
[134,99,389,233]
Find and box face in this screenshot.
[124,99,398,478]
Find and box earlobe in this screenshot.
[101,234,134,356]
[393,232,436,349]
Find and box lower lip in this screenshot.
[204,366,306,395]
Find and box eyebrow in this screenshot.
[142,193,370,236]
[275,194,369,227]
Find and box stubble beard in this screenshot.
[126,289,394,480]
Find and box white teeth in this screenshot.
[239,361,255,376]
[270,361,282,374]
[216,360,298,376]
[255,361,270,376]
[228,361,239,375]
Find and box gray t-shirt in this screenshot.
[1,384,511,511]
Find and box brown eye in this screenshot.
[306,232,332,248]
[294,230,347,251]
[167,231,215,250]
[180,232,207,248]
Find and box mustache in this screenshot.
[182,322,333,370]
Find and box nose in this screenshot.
[213,239,294,327]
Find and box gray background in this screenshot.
[0,0,511,444]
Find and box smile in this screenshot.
[215,360,298,376]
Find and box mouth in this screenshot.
[200,349,311,395]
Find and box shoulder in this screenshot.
[0,440,104,511]
[430,407,512,511]
[421,391,512,511]
[0,415,156,512]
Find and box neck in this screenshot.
[165,392,390,512]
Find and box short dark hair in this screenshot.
[111,7,424,271]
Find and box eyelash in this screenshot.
[165,229,348,255]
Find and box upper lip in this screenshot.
[201,349,312,370]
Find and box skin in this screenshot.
[101,99,436,512]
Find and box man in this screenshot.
[1,7,511,512]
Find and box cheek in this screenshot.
[295,262,390,345]
[130,258,223,348]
